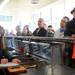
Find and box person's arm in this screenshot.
[33,28,38,36]
[41,29,47,37]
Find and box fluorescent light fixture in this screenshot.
[0,0,9,10]
[31,0,39,4]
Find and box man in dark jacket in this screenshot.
[64,8,75,36]
[33,18,47,37]
[32,18,50,60]
[64,8,75,67]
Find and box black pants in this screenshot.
[0,68,9,75]
[64,43,73,67]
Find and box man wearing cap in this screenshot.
[64,8,75,36]
[64,8,75,67]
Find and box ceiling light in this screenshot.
[31,0,39,4]
[0,0,9,10]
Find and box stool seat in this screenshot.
[8,66,27,74]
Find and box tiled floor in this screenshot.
[19,46,75,75]
[19,65,75,75]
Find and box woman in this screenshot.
[22,25,32,36]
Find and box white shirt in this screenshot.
[54,29,64,38]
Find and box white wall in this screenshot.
[0,0,75,33]
[31,0,75,31]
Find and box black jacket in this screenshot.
[64,18,75,36]
[33,28,47,37]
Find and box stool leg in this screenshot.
[1,69,7,75]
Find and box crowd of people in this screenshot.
[12,19,54,37]
[0,7,75,74]
[2,15,70,38]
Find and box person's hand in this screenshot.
[12,58,21,64]
[1,58,8,64]
[72,34,75,38]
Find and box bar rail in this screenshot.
[3,36,75,43]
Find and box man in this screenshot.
[64,8,75,36]
[54,16,69,66]
[33,18,47,36]
[16,25,22,36]
[64,8,75,67]
[54,16,69,38]
[47,25,55,37]
[32,18,50,61]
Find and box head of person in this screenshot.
[60,16,69,28]
[24,25,29,29]
[47,25,55,32]
[0,25,5,37]
[71,8,75,18]
[0,25,5,49]
[47,25,52,30]
[23,25,29,32]
[38,18,45,28]
[48,25,52,28]
[16,25,21,32]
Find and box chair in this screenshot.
[8,65,27,75]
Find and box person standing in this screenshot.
[64,8,75,36]
[16,25,22,36]
[64,8,75,67]
[33,18,47,37]
[32,18,50,60]
[54,16,69,38]
[22,25,32,36]
[54,16,69,66]
[47,25,55,37]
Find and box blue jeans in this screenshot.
[30,42,51,60]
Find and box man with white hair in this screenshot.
[33,18,47,36]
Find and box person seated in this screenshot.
[0,25,21,75]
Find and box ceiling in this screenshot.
[0,0,59,24]
[0,0,58,11]
[0,0,60,31]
